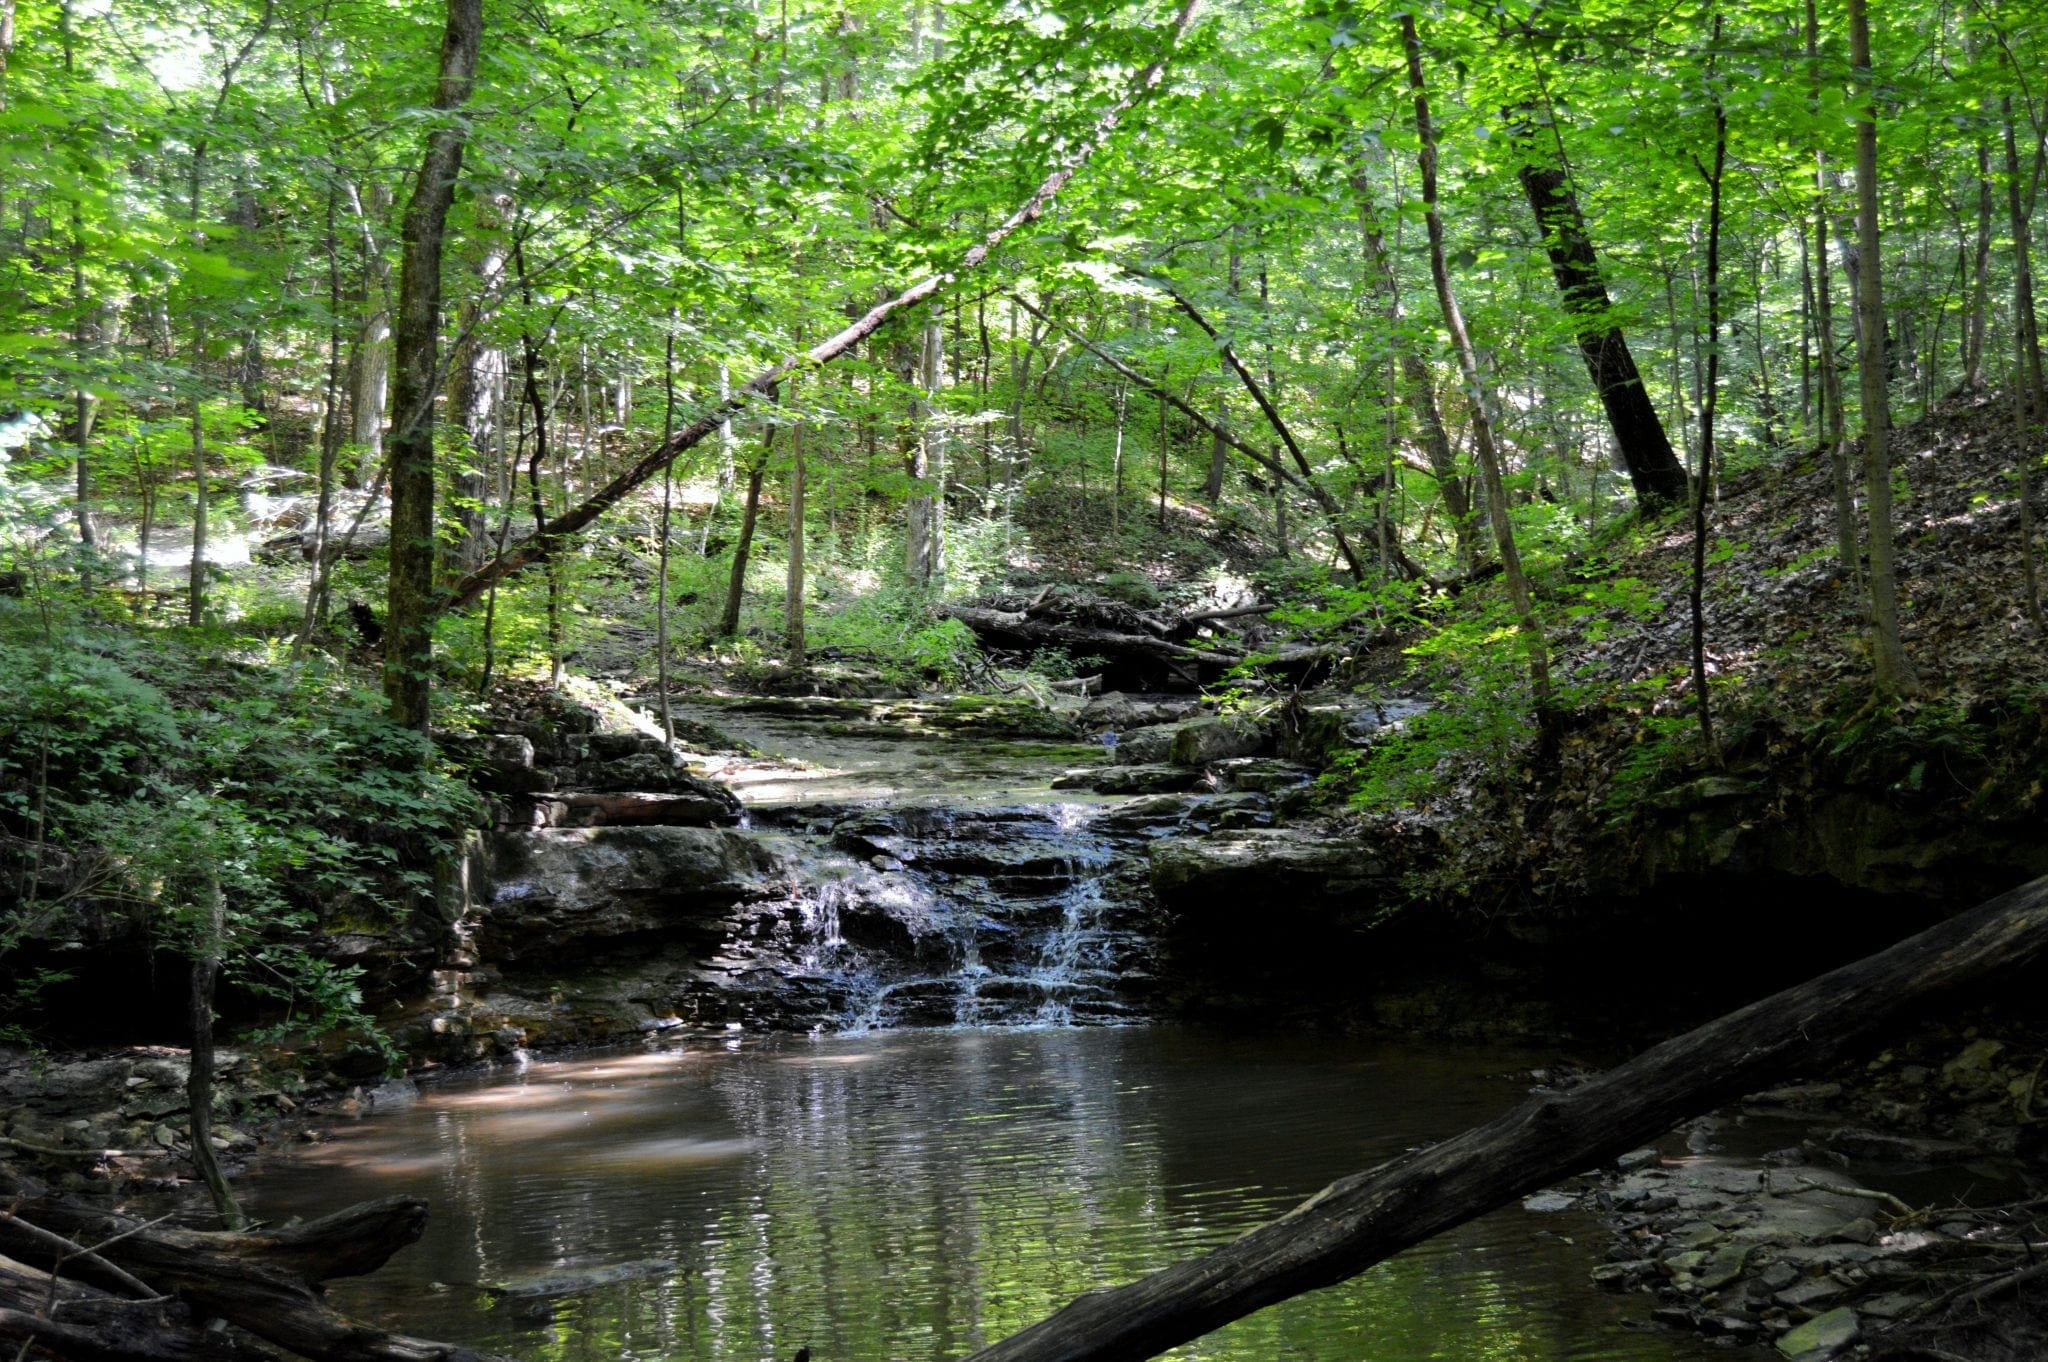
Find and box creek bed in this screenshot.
[243,1026,1750,1361]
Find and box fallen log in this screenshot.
[961,873,2048,1362]
[0,1180,515,1362]
[940,605,1243,668]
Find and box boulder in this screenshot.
[1113,724,1181,766]
[1169,715,1272,766]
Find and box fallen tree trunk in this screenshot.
[0,1182,516,1362]
[941,604,1243,668]
[961,873,2048,1362]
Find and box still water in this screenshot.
[243,1027,1744,1362]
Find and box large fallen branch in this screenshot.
[0,1180,515,1362]
[960,873,2048,1362]
[440,0,1206,614]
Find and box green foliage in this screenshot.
[807,588,985,688]
[1323,600,1536,811]
[0,591,477,1057]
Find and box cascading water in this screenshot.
[764,798,1145,1031]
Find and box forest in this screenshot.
[3,0,2048,1358]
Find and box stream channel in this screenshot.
[246,700,1746,1362]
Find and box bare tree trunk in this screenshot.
[186,873,244,1230]
[1848,0,1918,697]
[656,321,678,742]
[1353,154,1477,567]
[296,183,348,656]
[719,393,777,639]
[1965,140,1994,391]
[1401,12,1552,713]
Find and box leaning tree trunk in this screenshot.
[1512,133,1688,510]
[383,0,483,731]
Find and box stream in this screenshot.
[245,1029,1736,1362]
[253,697,1751,1361]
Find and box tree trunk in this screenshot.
[1513,137,1688,509]
[1352,156,1477,568]
[960,873,2048,1362]
[1848,0,1917,696]
[2001,92,2046,633]
[186,875,244,1231]
[1689,20,1725,759]
[1965,140,1994,391]
[382,0,484,731]
[1135,274,1368,580]
[1808,0,1860,589]
[785,398,807,666]
[719,402,776,639]
[1402,13,1552,713]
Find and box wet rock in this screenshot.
[1210,759,1314,794]
[1522,1191,1577,1212]
[1616,1147,1661,1172]
[1775,1306,1858,1358]
[1775,1278,1850,1311]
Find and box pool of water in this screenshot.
[242,1027,1750,1362]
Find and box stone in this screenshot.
[1210,759,1314,794]
[1150,830,1386,908]
[1090,764,1211,796]
[1169,715,1272,766]
[1113,725,1180,766]
[1696,1245,1752,1292]
[1759,1263,1800,1292]
[1774,1306,1858,1358]
[1616,1147,1661,1172]
[1774,1278,1848,1310]
[1522,1191,1576,1213]
[478,826,779,960]
[1942,1037,2004,1081]
[541,790,743,828]
[1831,1218,1879,1245]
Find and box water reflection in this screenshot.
[244,1029,1747,1362]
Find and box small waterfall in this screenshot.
[703,796,1149,1033]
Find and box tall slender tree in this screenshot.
[384,0,484,730]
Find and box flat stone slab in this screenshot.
[1775,1306,1858,1358]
